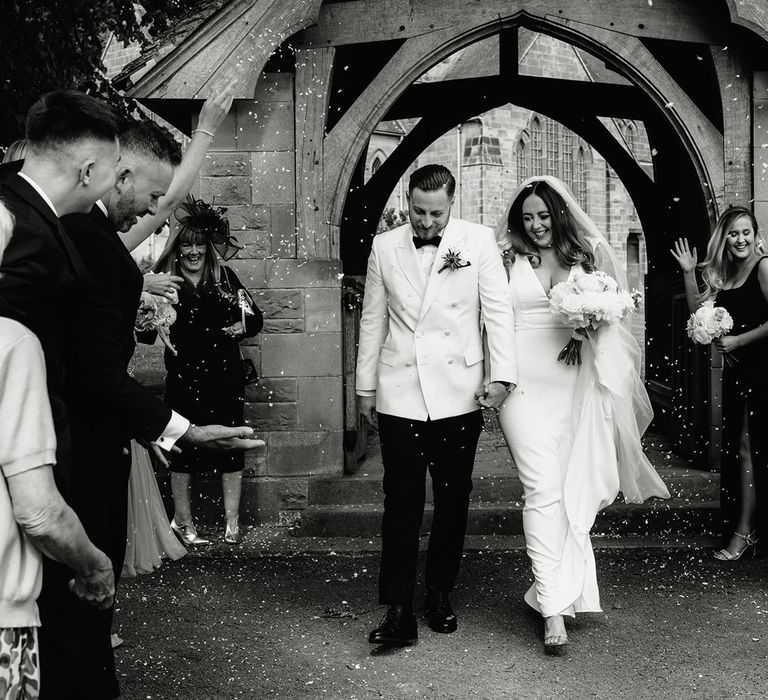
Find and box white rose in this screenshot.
[575,273,603,293]
[692,326,712,344]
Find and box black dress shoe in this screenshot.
[368,605,418,645]
[424,588,458,634]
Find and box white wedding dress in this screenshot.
[498,255,670,617]
[498,257,599,617]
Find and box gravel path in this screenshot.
[114,548,768,699]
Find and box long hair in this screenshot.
[505,180,595,270]
[153,226,221,288]
[700,206,764,298]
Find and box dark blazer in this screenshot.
[0,172,90,494]
[61,206,172,504]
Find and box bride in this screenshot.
[493,176,669,654]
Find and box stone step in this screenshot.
[307,468,719,506]
[298,499,720,538]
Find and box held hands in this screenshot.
[68,554,115,610]
[670,238,698,273]
[143,273,183,300]
[359,395,378,429]
[197,78,237,136]
[475,381,513,411]
[182,424,265,451]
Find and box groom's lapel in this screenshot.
[394,225,426,299]
[419,219,465,320]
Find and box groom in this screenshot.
[356,164,517,645]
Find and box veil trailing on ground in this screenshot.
[495,176,669,519]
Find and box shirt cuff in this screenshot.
[356,390,376,397]
[153,411,190,451]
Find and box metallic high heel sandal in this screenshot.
[714,530,758,561]
[224,521,242,544]
[543,616,568,656]
[170,518,211,546]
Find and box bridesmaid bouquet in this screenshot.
[686,300,737,365]
[549,270,636,364]
[135,290,178,356]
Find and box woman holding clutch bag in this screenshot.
[146,196,263,544]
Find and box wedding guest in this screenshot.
[355,164,516,646]
[494,177,668,654]
[58,95,259,698]
[149,196,262,545]
[0,89,122,497]
[670,207,768,560]
[0,199,114,699]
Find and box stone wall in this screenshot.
[132,73,344,525]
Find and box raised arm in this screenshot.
[119,79,237,252]
[670,238,706,312]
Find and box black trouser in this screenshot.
[38,447,131,700]
[377,410,483,605]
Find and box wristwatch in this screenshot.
[495,381,512,390]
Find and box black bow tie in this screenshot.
[413,235,441,249]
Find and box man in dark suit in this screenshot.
[0,95,258,699]
[0,90,123,499]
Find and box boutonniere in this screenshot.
[438,249,472,274]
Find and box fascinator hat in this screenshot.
[174,194,243,261]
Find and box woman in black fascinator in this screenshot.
[149,195,263,545]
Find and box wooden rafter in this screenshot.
[128,0,322,99]
[295,0,724,48]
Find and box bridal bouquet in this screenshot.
[135,290,178,356]
[686,300,737,365]
[549,269,636,364]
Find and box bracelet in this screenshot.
[192,128,215,139]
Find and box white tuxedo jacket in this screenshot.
[355,217,517,421]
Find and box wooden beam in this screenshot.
[129,0,323,99]
[549,17,724,218]
[499,27,518,80]
[383,75,649,121]
[295,47,336,260]
[295,0,724,48]
[710,43,753,208]
[323,24,479,225]
[723,0,768,45]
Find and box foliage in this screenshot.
[0,1,205,142]
[377,207,408,233]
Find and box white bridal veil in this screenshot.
[495,176,669,529]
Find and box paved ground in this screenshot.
[114,546,768,700]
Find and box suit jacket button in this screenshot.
[444,330,450,336]
[406,362,412,367]
[451,302,458,307]
[448,359,454,364]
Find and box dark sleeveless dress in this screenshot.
[715,256,768,540]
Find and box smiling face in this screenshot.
[178,231,208,277]
[521,193,553,248]
[407,186,453,240]
[724,214,756,261]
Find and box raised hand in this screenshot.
[197,78,237,136]
[183,424,265,451]
[670,238,698,273]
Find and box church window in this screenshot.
[530,117,543,175]
[575,148,587,210]
[517,140,528,181]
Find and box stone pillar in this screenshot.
[197,70,343,525]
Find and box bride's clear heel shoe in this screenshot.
[543,615,568,656]
[714,530,758,561]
